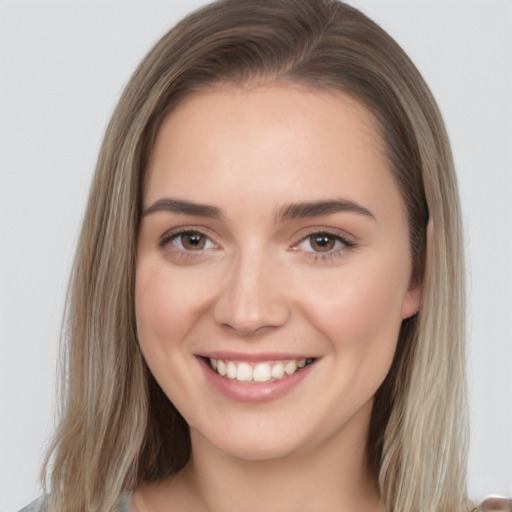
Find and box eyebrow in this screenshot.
[142,197,375,221]
[143,198,223,219]
[278,199,375,221]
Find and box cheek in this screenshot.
[134,262,219,413]
[135,262,207,358]
[299,260,409,372]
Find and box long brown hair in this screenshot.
[43,1,469,510]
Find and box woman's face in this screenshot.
[136,84,420,461]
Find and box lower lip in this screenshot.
[197,357,316,404]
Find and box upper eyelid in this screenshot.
[293,235,351,255]
[157,225,355,249]
[159,226,218,244]
[292,227,354,246]
[299,232,347,244]
[158,229,219,256]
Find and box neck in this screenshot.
[168,404,381,512]
[134,401,383,512]
[188,442,380,512]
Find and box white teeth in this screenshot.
[226,361,237,379]
[217,359,226,376]
[236,362,253,382]
[208,358,312,383]
[271,362,285,379]
[285,360,297,375]
[253,363,272,382]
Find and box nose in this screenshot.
[213,250,291,336]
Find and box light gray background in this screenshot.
[1,1,511,510]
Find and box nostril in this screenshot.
[219,321,278,338]
[213,293,291,336]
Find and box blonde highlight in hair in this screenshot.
[43,1,470,510]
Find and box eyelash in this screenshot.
[159,227,218,255]
[293,230,355,262]
[158,227,355,262]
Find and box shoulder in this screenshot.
[17,497,45,512]
[114,493,132,511]
[16,494,131,512]
[474,495,512,511]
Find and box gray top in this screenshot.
[19,494,512,511]
[17,497,44,512]
[18,494,131,512]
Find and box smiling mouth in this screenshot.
[205,357,316,383]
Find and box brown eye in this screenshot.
[180,232,206,250]
[160,230,216,252]
[309,233,336,252]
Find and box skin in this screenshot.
[134,84,420,512]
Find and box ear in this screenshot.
[401,218,433,320]
[400,282,421,320]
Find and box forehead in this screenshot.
[150,83,385,162]
[144,83,400,220]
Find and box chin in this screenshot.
[190,420,318,462]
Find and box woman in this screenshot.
[16,0,509,511]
